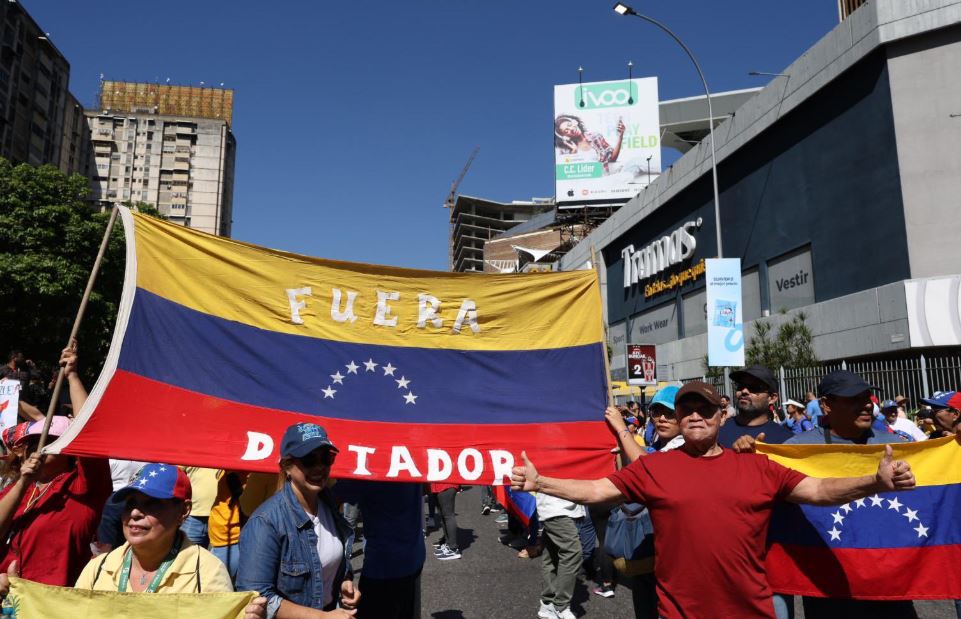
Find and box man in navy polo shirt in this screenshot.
[718,364,793,448]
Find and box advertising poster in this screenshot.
[554,77,660,207]
[706,258,745,367]
[0,379,20,433]
[627,344,657,386]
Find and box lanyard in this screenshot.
[118,538,180,593]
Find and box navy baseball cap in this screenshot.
[880,399,899,410]
[818,370,877,398]
[114,463,192,502]
[730,364,779,393]
[281,422,338,459]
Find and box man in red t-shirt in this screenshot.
[511,381,916,619]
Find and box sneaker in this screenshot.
[435,544,462,560]
[431,539,446,550]
[592,584,615,598]
[495,513,509,524]
[555,607,576,619]
[482,505,492,515]
[537,601,558,619]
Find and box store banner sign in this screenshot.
[706,259,744,367]
[554,77,660,207]
[627,344,657,386]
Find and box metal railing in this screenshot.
[683,353,961,409]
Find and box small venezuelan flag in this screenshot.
[761,436,961,600]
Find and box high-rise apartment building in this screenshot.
[0,0,71,168]
[87,81,236,237]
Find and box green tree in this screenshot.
[745,311,818,369]
[0,158,128,384]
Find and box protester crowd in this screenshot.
[0,342,960,618]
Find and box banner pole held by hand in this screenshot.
[590,245,614,407]
[38,206,120,454]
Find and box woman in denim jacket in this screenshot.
[237,423,359,618]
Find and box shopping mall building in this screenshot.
[557,0,961,388]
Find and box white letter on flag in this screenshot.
[426,449,453,481]
[451,300,480,334]
[386,446,422,478]
[373,290,400,327]
[241,432,274,461]
[457,448,483,481]
[348,445,376,476]
[286,287,312,325]
[417,294,443,328]
[330,288,358,323]
[489,450,514,484]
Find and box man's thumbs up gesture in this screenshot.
[511,451,539,492]
[875,444,916,491]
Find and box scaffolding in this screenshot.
[98,81,234,125]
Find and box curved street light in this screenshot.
[613,3,723,258]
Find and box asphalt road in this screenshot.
[352,486,957,619]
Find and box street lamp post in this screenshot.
[614,2,723,258]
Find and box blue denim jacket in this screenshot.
[236,481,354,618]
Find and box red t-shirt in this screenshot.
[0,457,111,586]
[607,449,806,619]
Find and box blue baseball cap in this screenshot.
[650,385,680,411]
[921,391,957,410]
[114,463,192,502]
[880,399,899,410]
[281,422,338,459]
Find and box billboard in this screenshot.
[627,344,657,386]
[554,77,660,207]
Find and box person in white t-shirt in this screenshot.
[881,400,927,442]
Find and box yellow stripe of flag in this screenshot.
[131,212,604,351]
[757,435,961,486]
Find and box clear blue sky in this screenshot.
[31,1,836,270]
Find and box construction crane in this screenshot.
[444,147,479,209]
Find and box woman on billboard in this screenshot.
[553,114,626,174]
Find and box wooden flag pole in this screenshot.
[590,245,615,407]
[37,206,120,454]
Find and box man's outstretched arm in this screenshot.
[788,444,916,506]
[511,451,625,505]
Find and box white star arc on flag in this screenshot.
[319,359,416,405]
[822,495,929,545]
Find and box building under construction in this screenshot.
[87,80,236,236]
[98,80,233,125]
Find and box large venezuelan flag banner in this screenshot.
[760,436,961,599]
[47,208,613,484]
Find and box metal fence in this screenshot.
[684,354,961,409]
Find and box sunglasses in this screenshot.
[298,449,337,468]
[650,407,676,420]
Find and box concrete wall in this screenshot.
[887,24,961,278]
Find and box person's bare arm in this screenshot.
[17,400,43,422]
[511,451,624,505]
[60,340,87,412]
[788,445,915,506]
[604,407,644,463]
